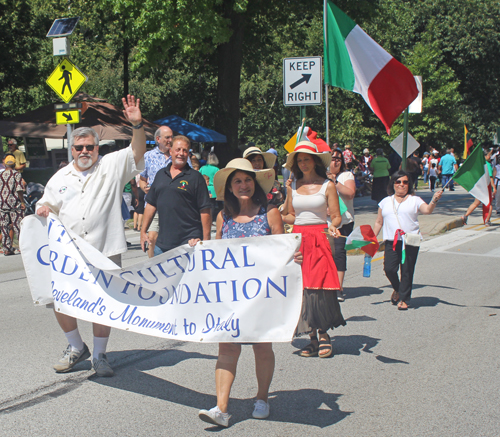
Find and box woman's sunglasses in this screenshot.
[394,179,409,185]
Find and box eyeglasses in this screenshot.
[73,145,95,152]
[394,179,409,185]
[331,157,342,162]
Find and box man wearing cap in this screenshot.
[6,139,27,173]
[141,135,211,255]
[36,95,146,377]
[0,154,25,256]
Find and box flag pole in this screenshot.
[401,107,409,170]
[324,0,330,145]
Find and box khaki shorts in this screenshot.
[149,213,159,233]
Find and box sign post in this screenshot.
[283,57,322,145]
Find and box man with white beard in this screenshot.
[36,95,146,377]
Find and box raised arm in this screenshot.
[122,94,146,165]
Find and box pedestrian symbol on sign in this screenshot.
[59,65,73,95]
[46,58,87,103]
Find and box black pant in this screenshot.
[384,240,419,303]
[429,176,436,191]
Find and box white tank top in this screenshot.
[292,179,329,225]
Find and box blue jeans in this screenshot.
[423,168,429,183]
[441,174,454,190]
[154,245,165,256]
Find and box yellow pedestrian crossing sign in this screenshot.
[55,110,80,125]
[46,58,87,103]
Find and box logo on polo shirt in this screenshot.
[59,186,67,194]
[178,180,188,191]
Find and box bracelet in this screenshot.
[431,199,438,205]
[131,121,144,130]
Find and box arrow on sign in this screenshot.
[62,113,73,122]
[289,74,312,89]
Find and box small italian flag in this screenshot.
[345,225,379,257]
[453,145,491,222]
[324,1,419,134]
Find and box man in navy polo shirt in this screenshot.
[141,135,212,254]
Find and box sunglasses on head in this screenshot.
[395,179,409,185]
[73,145,95,152]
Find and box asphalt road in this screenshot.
[1,223,499,436]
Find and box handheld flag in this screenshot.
[324,1,418,134]
[463,125,473,159]
[345,225,379,257]
[453,145,491,222]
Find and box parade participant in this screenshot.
[342,143,356,170]
[373,170,443,310]
[196,158,300,427]
[138,126,174,257]
[36,95,146,376]
[358,148,373,174]
[438,149,457,191]
[7,139,27,173]
[461,149,496,226]
[0,155,25,255]
[327,148,355,301]
[243,146,283,205]
[141,136,211,255]
[370,148,391,202]
[282,141,345,358]
[242,146,277,171]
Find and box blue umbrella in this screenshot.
[154,115,227,143]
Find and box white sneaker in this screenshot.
[252,399,270,419]
[199,406,230,427]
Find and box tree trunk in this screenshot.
[214,3,246,165]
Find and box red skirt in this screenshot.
[294,224,340,291]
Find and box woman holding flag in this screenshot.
[373,170,442,310]
[283,141,345,358]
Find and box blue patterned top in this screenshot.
[140,147,171,185]
[221,206,271,239]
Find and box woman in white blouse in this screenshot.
[373,170,442,310]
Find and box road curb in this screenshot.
[429,217,464,236]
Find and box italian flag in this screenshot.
[345,225,379,257]
[324,1,418,134]
[453,145,491,216]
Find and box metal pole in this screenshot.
[67,123,73,162]
[324,0,329,145]
[401,107,409,171]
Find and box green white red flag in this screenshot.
[452,145,491,222]
[345,225,379,257]
[323,1,418,134]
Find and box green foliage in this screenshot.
[0,0,499,163]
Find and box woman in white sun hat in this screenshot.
[243,145,283,205]
[282,141,345,358]
[194,158,301,428]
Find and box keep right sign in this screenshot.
[283,56,322,106]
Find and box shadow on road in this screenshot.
[91,348,351,429]
[345,286,384,300]
[292,334,407,365]
[409,296,466,309]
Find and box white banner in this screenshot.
[20,214,303,343]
